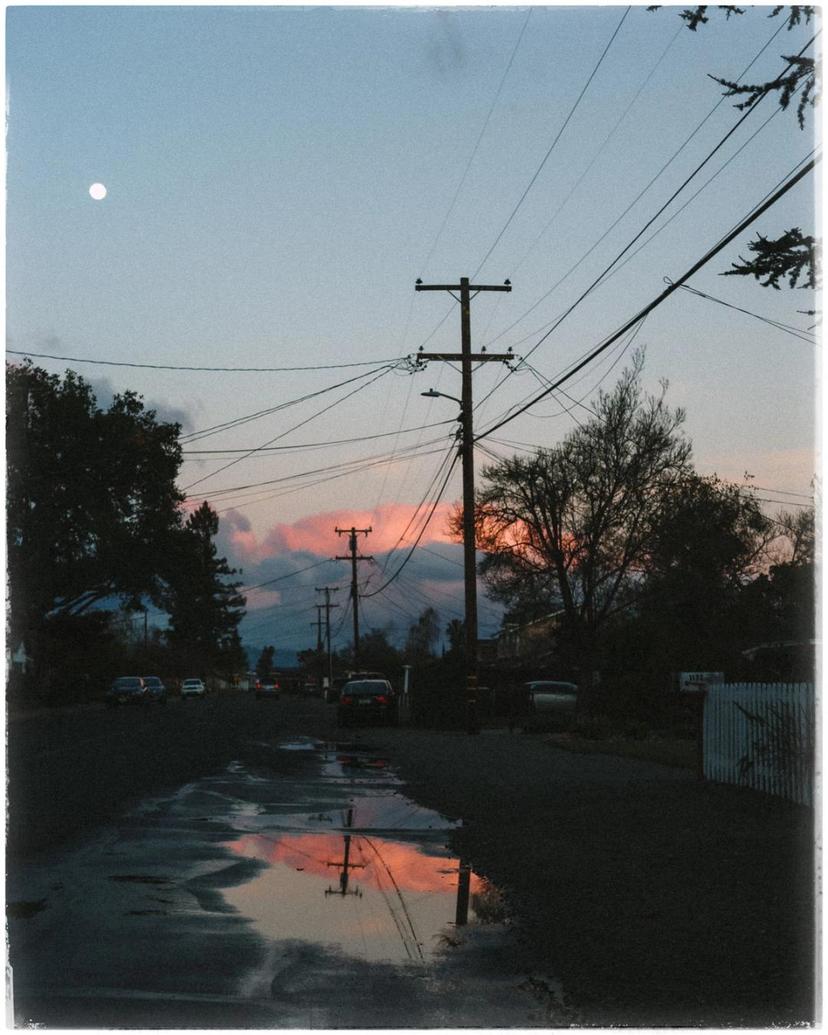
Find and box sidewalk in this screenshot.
[376,726,816,1027]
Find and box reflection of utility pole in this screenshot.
[315,587,340,692]
[455,859,472,926]
[325,808,365,897]
[416,276,513,733]
[335,527,373,670]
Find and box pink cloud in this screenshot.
[230,502,457,563]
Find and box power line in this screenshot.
[210,444,449,516]
[668,281,817,344]
[187,436,451,504]
[183,365,395,491]
[181,363,401,443]
[5,348,407,373]
[513,37,816,367]
[180,419,452,457]
[507,20,685,285]
[474,6,631,279]
[361,452,460,598]
[480,18,795,358]
[241,558,337,595]
[420,6,533,274]
[476,152,819,440]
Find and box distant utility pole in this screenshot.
[416,276,513,732]
[312,605,325,689]
[335,526,373,670]
[315,587,340,691]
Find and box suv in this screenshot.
[337,679,397,727]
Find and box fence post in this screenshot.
[693,687,708,781]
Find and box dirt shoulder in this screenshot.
[374,726,815,1028]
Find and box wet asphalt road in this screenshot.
[7,696,561,1028]
[8,691,816,1027]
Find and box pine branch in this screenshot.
[722,228,819,290]
[710,55,817,128]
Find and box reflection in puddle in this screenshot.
[214,742,496,969]
[223,828,483,964]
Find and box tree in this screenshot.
[255,645,276,679]
[650,5,819,289]
[7,362,185,681]
[350,628,403,680]
[405,607,440,662]
[164,501,247,677]
[474,353,691,696]
[608,475,772,674]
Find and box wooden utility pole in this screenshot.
[335,527,373,670]
[415,276,512,732]
[315,587,340,693]
[312,606,325,690]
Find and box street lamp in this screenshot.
[421,387,479,733]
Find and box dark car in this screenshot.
[255,676,281,700]
[105,676,149,707]
[337,679,397,727]
[141,676,167,705]
[326,671,387,704]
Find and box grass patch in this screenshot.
[545,731,696,770]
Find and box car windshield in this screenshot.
[182,680,201,687]
[143,677,163,687]
[528,682,577,693]
[343,681,389,696]
[113,677,142,690]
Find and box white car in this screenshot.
[180,678,206,699]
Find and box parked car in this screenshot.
[141,676,168,705]
[525,680,579,723]
[255,677,281,700]
[326,671,388,705]
[337,679,397,727]
[180,678,206,699]
[106,676,149,707]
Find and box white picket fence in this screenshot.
[703,682,815,806]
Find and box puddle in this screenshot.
[214,740,494,968]
[9,735,522,1028]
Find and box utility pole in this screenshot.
[335,527,373,670]
[416,276,512,732]
[315,587,340,693]
[312,606,325,691]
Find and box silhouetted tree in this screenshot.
[7,362,184,688]
[164,501,246,676]
[473,353,691,700]
[255,645,276,679]
[606,475,772,675]
[405,607,440,662]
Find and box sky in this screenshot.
[6,3,819,660]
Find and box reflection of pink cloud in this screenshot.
[231,503,456,563]
[227,832,482,896]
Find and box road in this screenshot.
[7,691,816,1027]
[7,693,560,1028]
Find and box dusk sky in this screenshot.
[6,3,818,658]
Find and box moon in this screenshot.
[88,182,107,201]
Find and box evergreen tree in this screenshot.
[164,501,246,677]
